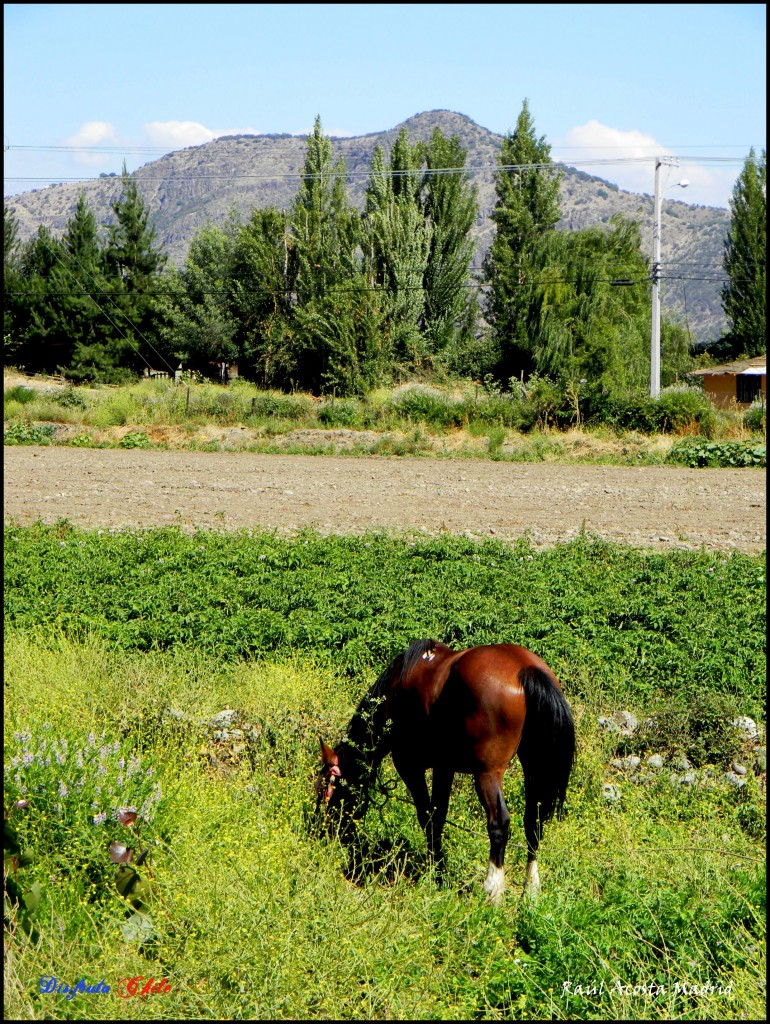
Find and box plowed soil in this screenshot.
[3,446,765,552]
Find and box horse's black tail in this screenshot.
[517,666,575,849]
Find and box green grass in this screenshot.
[4,635,765,1020]
[4,528,766,1019]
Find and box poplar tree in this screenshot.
[230,208,297,385]
[421,128,479,360]
[292,116,359,303]
[291,116,384,393]
[363,131,431,373]
[484,99,563,383]
[720,147,766,359]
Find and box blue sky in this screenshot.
[4,3,766,207]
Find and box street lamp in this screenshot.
[650,158,689,397]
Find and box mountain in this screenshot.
[5,110,729,346]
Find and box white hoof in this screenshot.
[524,859,540,899]
[482,862,505,903]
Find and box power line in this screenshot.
[2,154,754,187]
[7,269,741,301]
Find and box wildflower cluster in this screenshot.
[4,725,163,848]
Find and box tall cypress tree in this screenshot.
[720,147,766,359]
[99,164,167,376]
[9,225,67,373]
[484,99,563,383]
[104,165,166,288]
[54,192,108,365]
[4,205,22,349]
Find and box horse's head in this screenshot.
[315,737,362,838]
[316,739,343,808]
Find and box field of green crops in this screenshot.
[4,524,766,1020]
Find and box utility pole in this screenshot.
[650,157,689,397]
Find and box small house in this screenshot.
[208,361,239,384]
[689,355,766,409]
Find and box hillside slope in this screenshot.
[5,110,729,345]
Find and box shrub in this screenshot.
[119,431,151,449]
[387,385,463,428]
[206,391,239,424]
[471,393,519,428]
[587,386,717,437]
[743,401,766,434]
[3,400,27,423]
[655,386,717,437]
[516,374,564,430]
[4,423,56,445]
[667,437,766,468]
[4,386,36,405]
[486,426,506,455]
[626,692,751,768]
[317,400,361,428]
[601,392,661,433]
[46,387,87,410]
[248,393,315,421]
[88,393,143,428]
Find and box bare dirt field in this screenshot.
[3,446,766,553]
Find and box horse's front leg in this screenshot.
[428,764,455,874]
[391,751,432,835]
[474,770,510,904]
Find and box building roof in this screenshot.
[690,355,766,377]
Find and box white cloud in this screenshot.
[143,120,219,148]
[558,120,734,208]
[142,121,265,148]
[64,121,119,165]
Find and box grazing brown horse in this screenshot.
[317,639,575,901]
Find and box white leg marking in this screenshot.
[482,862,505,903]
[524,859,540,898]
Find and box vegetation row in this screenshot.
[4,376,766,467]
[4,104,765,400]
[5,524,765,718]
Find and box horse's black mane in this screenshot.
[368,638,436,703]
[341,639,437,785]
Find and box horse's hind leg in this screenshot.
[523,793,541,898]
[474,771,510,903]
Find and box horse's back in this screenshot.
[452,643,555,697]
[432,644,538,772]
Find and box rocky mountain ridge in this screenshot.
[5,110,729,345]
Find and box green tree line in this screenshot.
[4,105,764,394]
